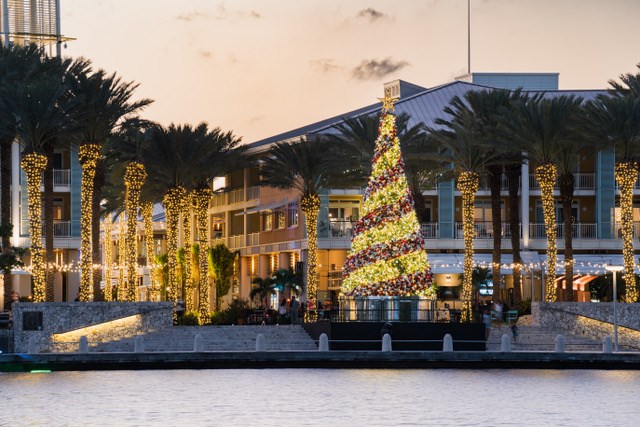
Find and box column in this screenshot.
[438,180,455,238]
[596,149,615,239]
[521,159,530,248]
[11,141,20,241]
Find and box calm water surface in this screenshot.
[1,369,639,426]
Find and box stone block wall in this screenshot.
[532,302,640,350]
[11,302,173,353]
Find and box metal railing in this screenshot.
[337,296,453,323]
[529,222,598,239]
[247,232,260,246]
[454,222,516,239]
[21,220,74,237]
[421,223,439,239]
[329,220,355,239]
[53,169,70,187]
[476,174,511,191]
[246,186,260,200]
[613,222,640,239]
[529,172,595,190]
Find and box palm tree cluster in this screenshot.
[0,45,246,316]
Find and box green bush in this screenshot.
[177,311,200,326]
[211,298,251,325]
[518,298,531,316]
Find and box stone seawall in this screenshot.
[532,302,640,349]
[12,302,173,353]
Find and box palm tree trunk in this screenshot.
[181,193,194,311]
[458,171,479,322]
[43,144,55,301]
[194,188,212,323]
[117,217,126,301]
[103,215,113,301]
[78,144,101,301]
[141,202,156,301]
[124,162,147,302]
[535,163,558,302]
[92,161,105,301]
[21,153,47,302]
[559,172,575,301]
[301,194,321,322]
[506,164,522,307]
[163,187,186,304]
[1,139,13,309]
[615,161,638,302]
[488,165,503,301]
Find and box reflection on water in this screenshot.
[1,369,639,426]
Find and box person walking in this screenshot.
[290,296,300,324]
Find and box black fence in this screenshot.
[336,296,467,323]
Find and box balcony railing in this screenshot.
[229,234,244,249]
[529,222,598,239]
[329,220,355,239]
[228,188,245,204]
[454,222,515,239]
[421,223,439,239]
[613,222,640,239]
[21,220,73,237]
[476,174,511,192]
[247,232,260,246]
[210,237,225,247]
[529,173,595,190]
[54,169,71,187]
[246,186,260,200]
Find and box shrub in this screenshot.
[177,311,200,326]
[211,298,251,325]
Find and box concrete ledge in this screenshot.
[1,350,640,372]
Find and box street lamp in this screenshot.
[605,263,624,352]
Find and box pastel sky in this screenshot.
[61,0,640,143]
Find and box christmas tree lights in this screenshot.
[124,161,147,301]
[103,215,113,301]
[301,193,320,321]
[21,153,48,302]
[78,143,102,301]
[341,91,434,298]
[458,171,478,322]
[117,216,126,301]
[535,163,558,302]
[193,187,213,323]
[182,192,195,311]
[615,161,638,302]
[163,186,187,303]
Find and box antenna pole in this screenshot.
[467,0,471,75]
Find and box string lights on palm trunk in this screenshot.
[124,161,147,302]
[193,188,213,324]
[535,163,558,302]
[615,161,638,303]
[458,171,478,322]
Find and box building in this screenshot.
[209,73,633,309]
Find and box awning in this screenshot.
[235,198,296,216]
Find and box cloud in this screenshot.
[356,7,387,22]
[198,50,213,59]
[351,58,410,80]
[176,3,261,22]
[310,58,343,74]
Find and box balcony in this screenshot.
[421,223,439,239]
[246,186,260,200]
[476,174,511,192]
[329,220,355,239]
[247,232,260,246]
[229,234,244,249]
[529,222,598,239]
[613,222,640,239]
[21,220,73,237]
[454,222,515,239]
[529,172,595,191]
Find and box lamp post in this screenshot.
[605,263,623,352]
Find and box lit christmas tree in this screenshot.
[341,91,434,297]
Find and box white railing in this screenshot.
[329,220,355,239]
[210,237,225,247]
[211,193,227,207]
[476,174,511,191]
[228,235,244,249]
[246,186,260,200]
[247,232,260,246]
[529,222,598,239]
[22,220,73,237]
[454,222,515,239]
[529,173,595,190]
[53,169,71,187]
[613,222,640,239]
[421,223,439,239]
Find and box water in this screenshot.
[1,369,639,426]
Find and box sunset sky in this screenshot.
[62,0,640,143]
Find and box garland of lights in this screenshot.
[458,171,479,322]
[194,188,213,324]
[163,186,187,303]
[535,163,558,302]
[182,192,195,311]
[615,161,639,302]
[21,153,48,302]
[124,161,147,302]
[103,215,113,301]
[78,143,101,301]
[341,91,434,302]
[117,216,127,301]
[301,193,320,321]
[141,202,157,301]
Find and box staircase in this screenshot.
[90,325,317,353]
[486,323,605,352]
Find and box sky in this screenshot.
[61,0,640,144]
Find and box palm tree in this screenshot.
[581,95,640,302]
[609,63,640,98]
[501,95,583,302]
[430,111,500,321]
[250,276,275,311]
[208,243,240,312]
[0,44,43,304]
[71,70,152,301]
[260,138,332,321]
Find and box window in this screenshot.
[263,212,273,231]
[473,200,504,222]
[287,203,299,227]
[275,210,286,229]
